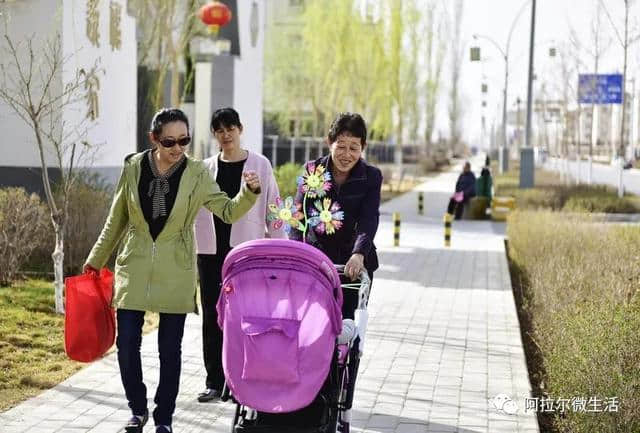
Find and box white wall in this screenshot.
[234,0,264,154]
[0,0,61,168]
[62,0,136,176]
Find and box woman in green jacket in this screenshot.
[83,108,260,433]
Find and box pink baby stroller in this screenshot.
[217,238,371,433]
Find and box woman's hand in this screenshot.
[243,170,261,194]
[344,253,364,281]
[83,264,98,277]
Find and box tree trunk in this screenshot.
[52,220,65,314]
[395,111,404,172]
[170,58,180,106]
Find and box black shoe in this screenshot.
[124,411,148,432]
[156,426,172,433]
[197,388,221,402]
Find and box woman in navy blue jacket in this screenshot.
[290,112,382,319]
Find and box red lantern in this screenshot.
[198,1,232,35]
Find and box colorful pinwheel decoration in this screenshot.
[269,163,344,242]
[298,162,331,198]
[267,196,304,234]
[308,198,344,235]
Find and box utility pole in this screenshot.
[520,0,536,188]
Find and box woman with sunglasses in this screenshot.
[83,108,261,433]
[193,107,286,403]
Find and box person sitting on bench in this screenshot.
[447,161,476,220]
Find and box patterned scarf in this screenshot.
[147,150,185,219]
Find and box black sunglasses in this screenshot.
[159,136,191,148]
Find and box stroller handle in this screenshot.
[334,264,371,310]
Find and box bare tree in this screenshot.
[406,4,423,145]
[586,1,611,179]
[0,30,94,313]
[568,27,588,183]
[447,0,465,154]
[553,41,577,183]
[597,0,640,195]
[423,0,447,156]
[387,0,421,168]
[597,0,640,155]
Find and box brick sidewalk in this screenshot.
[0,157,539,433]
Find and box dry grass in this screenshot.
[507,211,640,432]
[494,165,640,213]
[0,279,158,412]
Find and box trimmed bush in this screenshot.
[507,211,640,432]
[0,188,50,285]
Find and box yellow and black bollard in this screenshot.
[393,212,400,247]
[418,192,424,215]
[444,213,452,247]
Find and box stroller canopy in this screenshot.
[218,239,343,413]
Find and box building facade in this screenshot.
[0,0,137,191]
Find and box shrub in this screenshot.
[274,162,302,200]
[23,172,113,276]
[61,172,113,275]
[507,211,640,432]
[495,169,640,213]
[0,188,50,285]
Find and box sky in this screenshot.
[448,0,640,147]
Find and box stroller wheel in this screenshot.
[231,404,241,433]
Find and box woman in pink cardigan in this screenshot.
[193,108,286,402]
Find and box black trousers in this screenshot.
[447,198,466,220]
[116,309,186,426]
[341,270,374,320]
[197,253,228,390]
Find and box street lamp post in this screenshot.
[470,0,531,174]
[520,0,536,188]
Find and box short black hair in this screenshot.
[327,112,367,148]
[149,108,189,137]
[210,107,242,131]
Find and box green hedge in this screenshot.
[507,211,640,432]
[274,162,302,200]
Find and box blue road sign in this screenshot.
[578,74,623,104]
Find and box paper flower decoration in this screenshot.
[308,198,344,235]
[298,162,331,198]
[267,196,304,233]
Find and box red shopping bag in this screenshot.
[64,268,116,362]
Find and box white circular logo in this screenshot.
[489,393,518,415]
